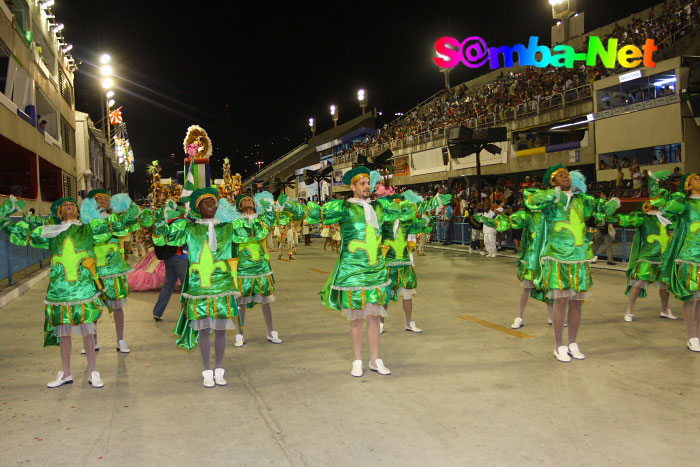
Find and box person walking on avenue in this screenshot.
[442,199,455,246]
[307,167,404,377]
[152,205,188,321]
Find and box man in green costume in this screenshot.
[307,167,403,377]
[525,164,620,362]
[153,187,243,387]
[0,196,131,388]
[660,172,700,351]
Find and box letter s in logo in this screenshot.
[433,36,461,68]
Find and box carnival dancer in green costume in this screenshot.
[84,189,153,354]
[306,167,403,377]
[232,191,304,347]
[526,164,620,362]
[476,199,554,329]
[153,187,242,387]
[614,171,677,322]
[659,172,700,352]
[379,188,450,334]
[0,196,128,388]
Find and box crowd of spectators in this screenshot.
[333,0,699,164]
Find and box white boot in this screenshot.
[214,368,227,386]
[234,333,245,347]
[202,370,215,388]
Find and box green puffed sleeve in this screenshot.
[305,202,322,224]
[259,210,277,229]
[399,200,418,222]
[276,210,291,226]
[126,207,154,233]
[0,196,25,220]
[597,196,621,218]
[28,225,50,249]
[2,220,34,247]
[89,218,115,244]
[408,217,427,235]
[282,199,307,220]
[509,210,529,230]
[524,188,557,211]
[318,199,345,225]
[417,194,452,215]
[663,192,687,216]
[475,214,510,231]
[616,212,644,228]
[377,197,402,223]
[162,218,189,247]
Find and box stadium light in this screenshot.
[308,117,316,137]
[357,89,367,114]
[548,0,566,5]
[105,90,115,98]
[107,99,116,108]
[100,54,111,64]
[100,65,113,77]
[330,105,338,127]
[53,23,64,33]
[101,78,113,89]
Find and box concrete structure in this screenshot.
[75,111,125,196]
[0,1,78,215]
[1,244,699,465]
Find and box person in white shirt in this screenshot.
[483,202,500,258]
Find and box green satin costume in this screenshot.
[307,198,402,314]
[525,189,619,295]
[95,204,153,309]
[236,201,305,306]
[0,199,124,346]
[660,193,700,302]
[615,176,672,298]
[153,213,248,349]
[381,195,447,302]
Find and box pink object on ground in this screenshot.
[127,251,168,291]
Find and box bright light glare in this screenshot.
[100,54,111,64]
[105,90,115,98]
[62,44,73,53]
[53,23,64,32]
[330,105,336,116]
[549,0,566,5]
[101,78,113,89]
[654,77,677,86]
[308,117,314,128]
[100,65,113,77]
[357,89,365,101]
[107,99,116,107]
[41,0,55,8]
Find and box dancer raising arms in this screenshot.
[660,172,700,351]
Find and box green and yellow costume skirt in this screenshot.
[669,259,700,303]
[625,260,662,298]
[539,257,592,299]
[326,281,391,321]
[518,262,550,303]
[43,293,104,347]
[238,272,275,308]
[175,291,239,350]
[101,272,130,311]
[387,263,417,302]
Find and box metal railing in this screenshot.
[0,217,50,288]
[430,218,636,263]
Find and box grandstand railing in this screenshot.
[0,217,50,288]
[333,84,592,165]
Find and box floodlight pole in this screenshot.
[475,143,486,200]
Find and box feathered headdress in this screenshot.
[254,191,275,214]
[369,170,382,193]
[569,170,587,194]
[401,190,424,204]
[215,198,240,223]
[80,198,102,224]
[110,193,133,214]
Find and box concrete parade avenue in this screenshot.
[1,243,698,466]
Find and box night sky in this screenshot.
[55,0,657,197]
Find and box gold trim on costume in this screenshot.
[351,173,370,185]
[685,174,699,192]
[196,193,217,208]
[550,168,568,185]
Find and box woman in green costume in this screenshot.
[525,164,620,362]
[659,172,700,352]
[85,189,153,353]
[476,200,554,329]
[614,171,677,322]
[153,187,243,387]
[232,191,304,347]
[379,189,450,334]
[306,167,403,377]
[0,196,126,388]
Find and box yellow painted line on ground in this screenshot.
[458,315,534,338]
[311,268,330,275]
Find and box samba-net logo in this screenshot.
[434,36,657,70]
